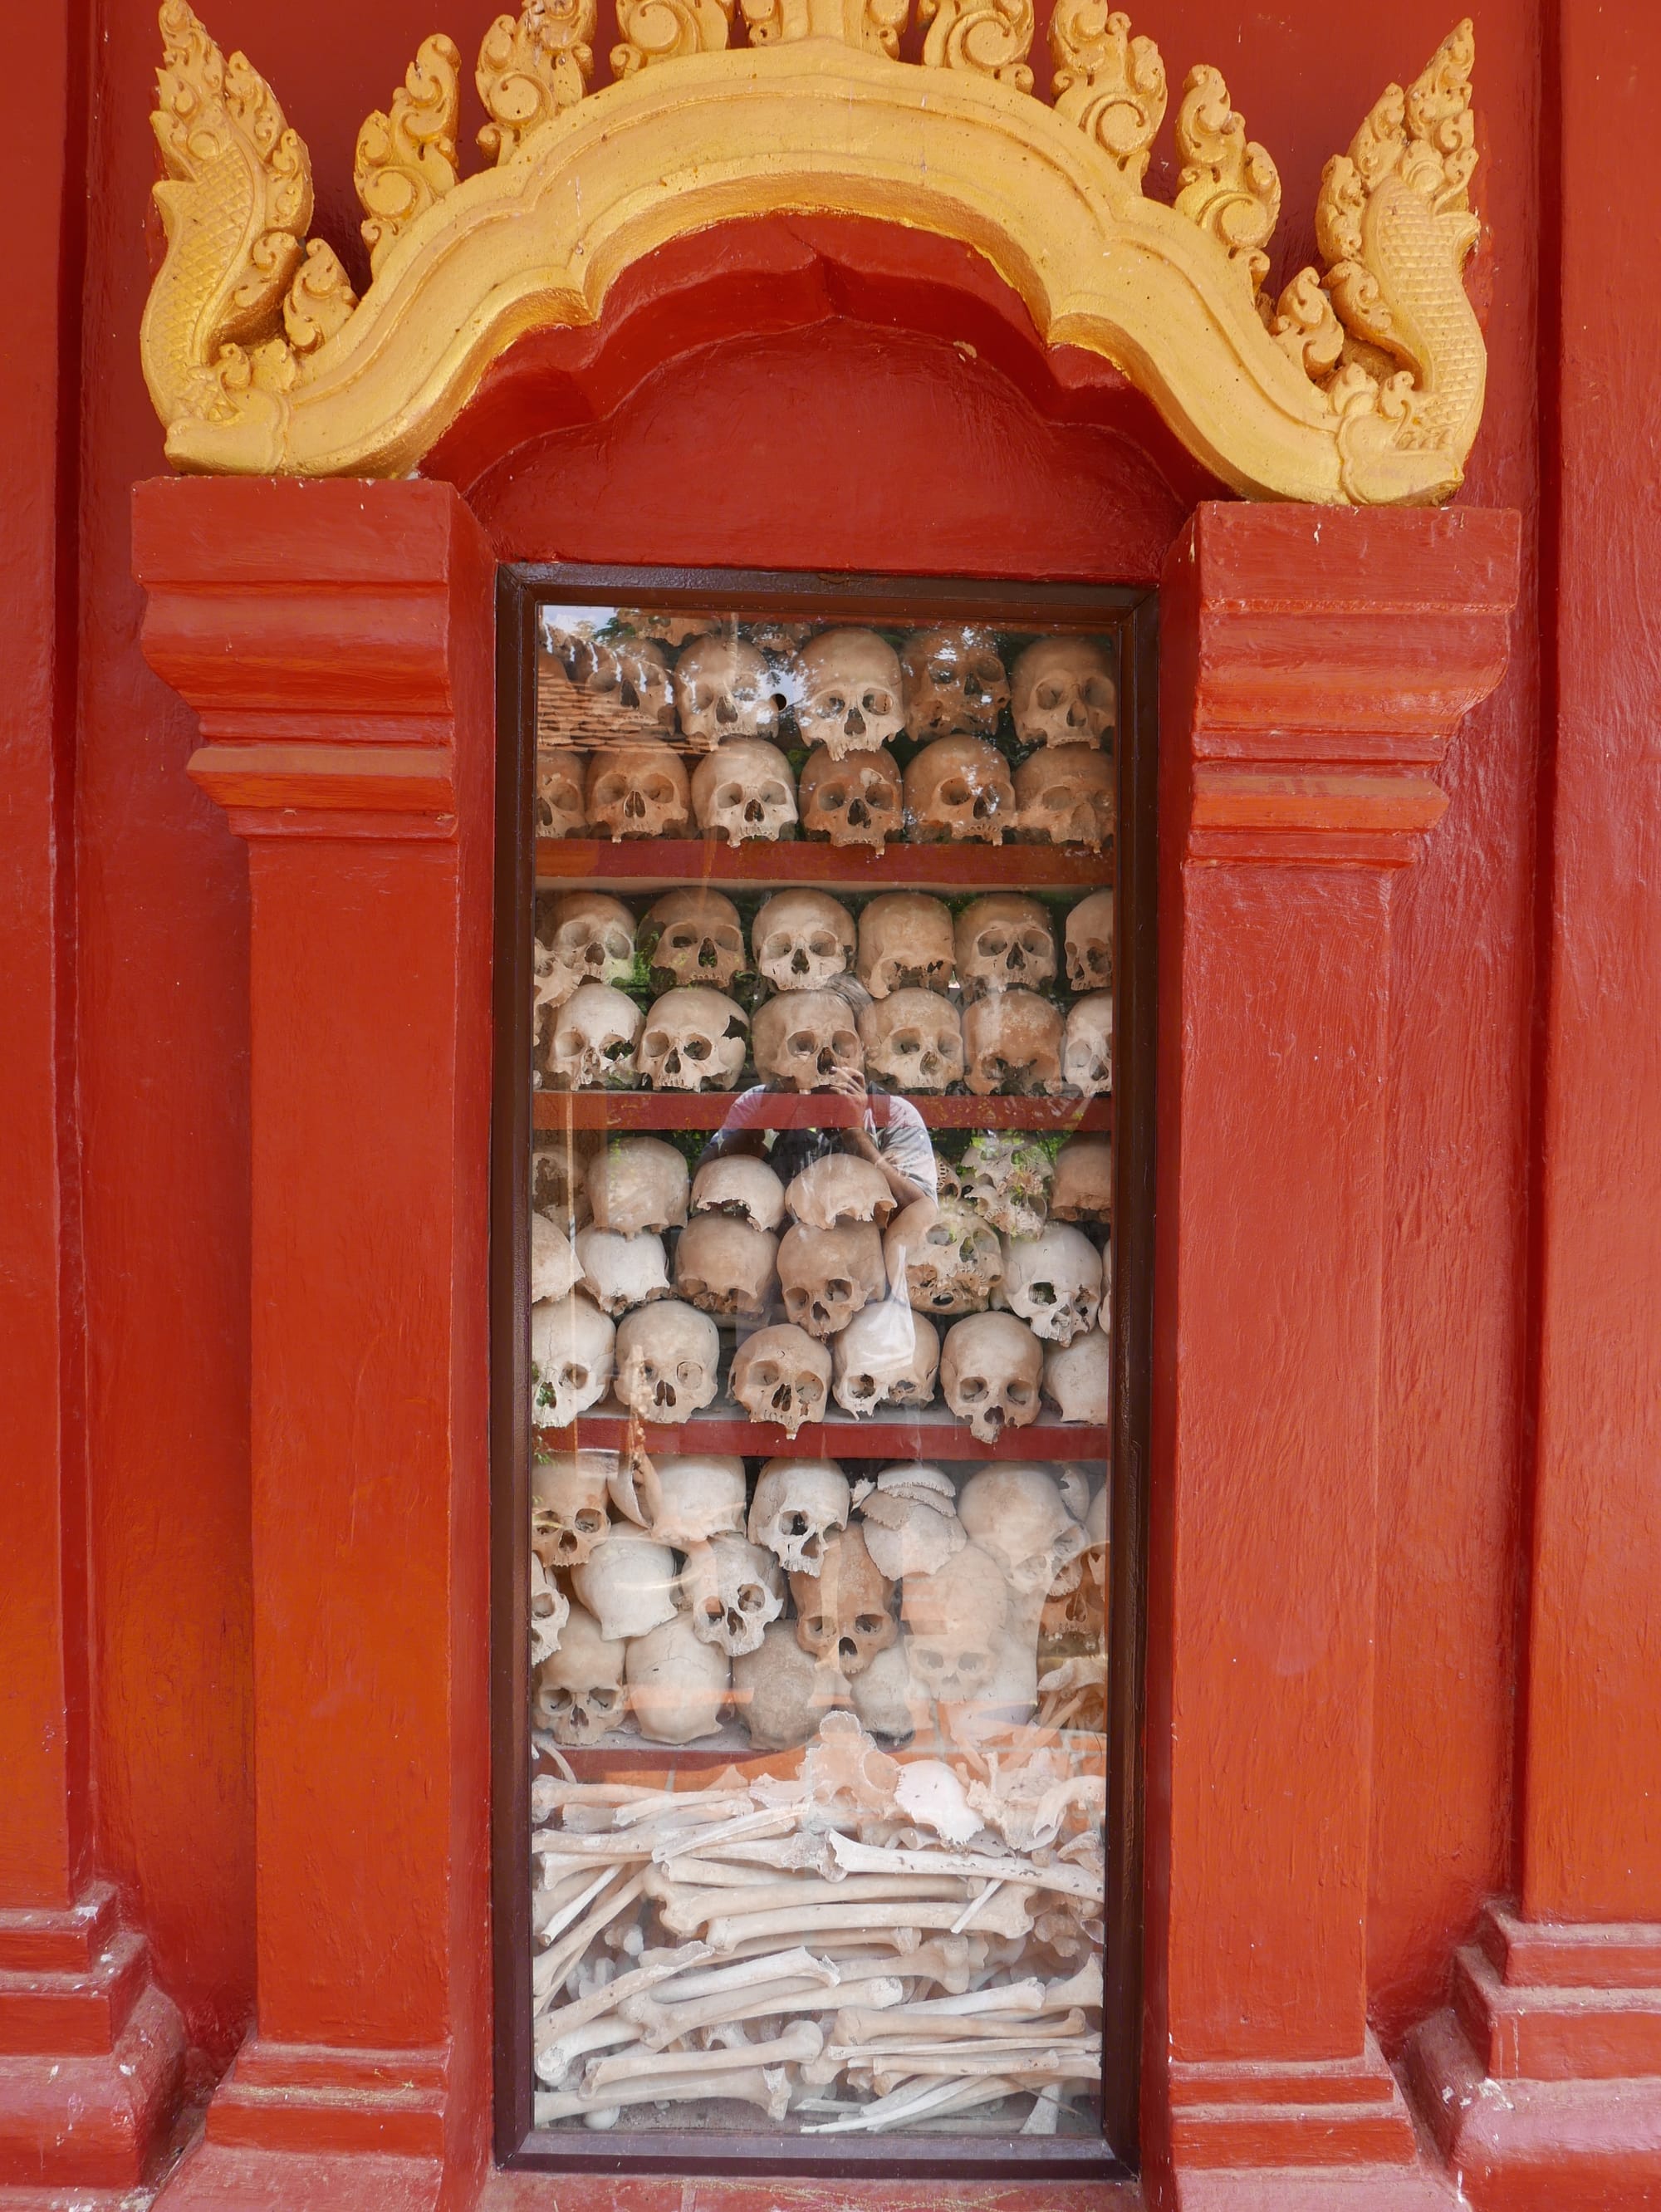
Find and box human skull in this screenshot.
[798,746,902,847]
[958,1465,1089,1595]
[857,1464,967,1581]
[535,747,585,837]
[953,895,1058,998]
[586,1138,688,1236]
[856,894,954,999]
[586,743,692,841]
[959,1132,1054,1238]
[529,1296,615,1429]
[792,630,904,758]
[532,1211,583,1303]
[673,635,781,748]
[1062,993,1114,1096]
[626,1612,730,1744]
[963,991,1066,1096]
[728,1324,831,1438]
[637,988,749,1091]
[902,1543,1009,1706]
[543,893,637,1000]
[734,1621,847,1749]
[831,1302,940,1416]
[752,991,863,1092]
[642,888,747,991]
[551,631,677,738]
[527,1551,569,1669]
[690,1155,786,1233]
[614,1301,721,1422]
[940,1312,1043,1442]
[547,984,643,1091]
[535,1136,595,1228]
[850,1636,921,1742]
[1043,1329,1112,1425]
[1064,889,1114,993]
[571,1524,679,1642]
[786,1153,896,1231]
[790,1526,897,1679]
[691,739,798,844]
[531,1449,613,1569]
[649,1455,748,1548]
[884,1199,1002,1317]
[1010,636,1116,748]
[672,1214,778,1319]
[901,626,1010,740]
[904,734,1016,844]
[858,989,964,1094]
[572,1227,672,1317]
[748,1458,851,1576]
[679,1534,786,1657]
[532,1604,627,1745]
[778,1222,885,1339]
[752,890,856,992]
[1000,1225,1103,1344]
[1016,747,1116,850]
[1051,1136,1113,1223]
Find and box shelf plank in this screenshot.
[537,836,1110,893]
[532,1088,1111,1133]
[534,1405,1110,1462]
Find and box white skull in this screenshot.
[532,1449,613,1570]
[571,1523,679,1642]
[532,1603,627,1745]
[586,743,691,841]
[532,1211,583,1303]
[535,747,585,837]
[958,1464,1089,1595]
[637,988,749,1091]
[940,1312,1043,1442]
[649,1455,749,1547]
[1016,747,1116,850]
[856,895,955,998]
[858,989,964,1093]
[587,1138,688,1235]
[643,888,747,991]
[789,1526,897,1679]
[530,1296,615,1429]
[831,1303,940,1416]
[527,1551,570,1669]
[959,1132,1054,1238]
[543,892,637,999]
[792,630,904,757]
[752,991,864,1092]
[1043,1329,1112,1425]
[613,1301,721,1424]
[778,1222,885,1339]
[690,1155,786,1233]
[673,635,781,748]
[1064,889,1114,993]
[953,895,1058,998]
[884,1198,1002,1317]
[902,1543,1009,1707]
[572,1227,672,1317]
[672,1214,778,1318]
[678,1534,786,1656]
[1010,637,1116,747]
[547,984,643,1091]
[785,1153,896,1230]
[1051,1136,1114,1223]
[734,1621,845,1749]
[729,1325,831,1438]
[901,626,1010,740]
[1062,993,1114,1096]
[626,1612,731,1745]
[856,1464,967,1581]
[748,1458,852,1576]
[962,991,1066,1096]
[752,890,856,991]
[850,1636,921,1742]
[999,1225,1103,1344]
[691,739,798,844]
[798,746,902,847]
[904,735,1016,844]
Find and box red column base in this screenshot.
[0,1883,187,2189]
[1403,1905,1661,2208]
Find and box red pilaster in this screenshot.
[133,478,497,2212]
[1145,504,1518,2210]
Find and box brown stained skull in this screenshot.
[545,892,637,996]
[962,990,1066,1096]
[785,1153,896,1231]
[672,1214,778,1319]
[777,1222,886,1339]
[752,991,864,1092]
[532,1605,628,1746]
[551,633,677,737]
[691,739,798,845]
[789,1525,898,1678]
[941,1311,1044,1442]
[586,743,691,841]
[904,734,1016,844]
[901,626,1012,740]
[748,1458,852,1576]
[884,1198,1003,1317]
[1064,890,1114,993]
[547,984,643,1091]
[752,890,856,992]
[1062,993,1114,1097]
[1051,1136,1114,1223]
[642,888,748,991]
[791,630,905,758]
[856,894,955,998]
[673,635,781,749]
[530,1451,614,1569]
[1015,747,1117,851]
[857,988,964,1094]
[536,748,585,836]
[830,1302,940,1416]
[953,895,1058,998]
[730,1325,832,1437]
[1010,637,1117,748]
[798,745,903,847]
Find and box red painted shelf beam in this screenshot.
[532,1088,1110,1132]
[535,1406,1110,1462]
[537,836,1110,893]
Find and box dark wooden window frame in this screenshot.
[490,563,1157,2183]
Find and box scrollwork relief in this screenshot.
[919,0,1034,92]
[614,0,734,75]
[1046,2,1166,186]
[478,0,598,159]
[1173,65,1280,302]
[355,34,463,274]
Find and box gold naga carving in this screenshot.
[139,0,1487,503]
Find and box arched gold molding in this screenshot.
[141,1,1485,503]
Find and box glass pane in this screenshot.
[526,605,1115,2141]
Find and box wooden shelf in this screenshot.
[537,836,1110,893]
[535,1404,1110,1462]
[532,1088,1110,1133]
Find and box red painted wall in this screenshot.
[54,0,1536,2067]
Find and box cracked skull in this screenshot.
[636,987,749,1091]
[831,1302,940,1416]
[958,1464,1089,1596]
[959,1132,1055,1238]
[649,1455,749,1548]
[940,1311,1044,1442]
[1016,746,1116,850]
[1064,889,1114,993]
[627,1613,731,1746]
[856,894,955,998]
[586,1137,688,1236]
[1010,637,1117,747]
[884,1198,1003,1317]
[790,1526,897,1679]
[642,888,747,992]
[748,1457,852,1577]
[752,990,864,1092]
[542,891,636,1000]
[858,988,964,1093]
[672,635,781,749]
[954,895,1057,998]
[678,1533,786,1657]
[672,1214,778,1320]
[999,1224,1104,1345]
[777,1221,886,1339]
[791,630,905,758]
[572,1226,672,1317]
[1043,1328,1112,1425]
[901,626,1011,740]
[785,1152,896,1231]
[527,1551,568,1670]
[689,1155,786,1234]
[798,745,902,848]
[1051,1135,1114,1223]
[550,632,677,738]
[691,738,798,845]
[728,1324,832,1439]
[752,890,856,992]
[571,1524,679,1643]
[614,1300,722,1423]
[904,734,1016,844]
[529,1295,615,1429]
[586,743,691,841]
[535,748,585,837]
[963,990,1066,1096]
[531,1449,613,1570]
[532,1604,627,1746]
[1062,992,1114,1096]
[902,1542,1010,1707]
[547,983,643,1091]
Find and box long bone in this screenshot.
[532,1828,656,1861]
[830,1999,1084,2046]
[856,2046,1100,2087]
[537,1866,621,1948]
[848,1975,1048,2023]
[627,1973,905,2052]
[1045,1958,1105,2010]
[640,1945,839,2003]
[703,1894,1031,1953]
[611,1792,762,1829]
[826,1831,1102,1902]
[826,2009,1089,2058]
[652,1807,805,1864]
[533,2013,641,2088]
[703,1930,986,1989]
[535,1940,713,2041]
[676,1832,831,1873]
[586,2020,823,2093]
[645,1871,971,1929]
[535,2064,791,2126]
[532,1870,645,2004]
[801,2072,1022,2133]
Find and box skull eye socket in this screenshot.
[1035,680,1064,711]
[941,779,972,807]
[1085,675,1115,709]
[820,693,846,719]
[759,782,791,807]
[592,776,626,808]
[979,930,1008,958]
[832,1030,859,1058]
[1007,1379,1036,1405]
[928,661,955,687]
[808,930,839,959]
[644,777,677,804]
[782,1512,811,1537]
[803,1616,826,1638]
[819,783,848,810]
[575,1508,605,1533]
[854,1615,887,1638]
[561,1362,589,1390]
[737,1585,767,1612]
[688,682,713,713]
[914,1646,945,1674]
[786,1031,816,1057]
[958,1376,987,1401]
[862,688,894,716]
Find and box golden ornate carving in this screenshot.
[478,0,597,159]
[1173,65,1280,301]
[140,5,1488,505]
[355,35,463,275]
[1047,3,1166,186]
[919,0,1033,91]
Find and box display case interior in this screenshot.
[493,574,1149,2175]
